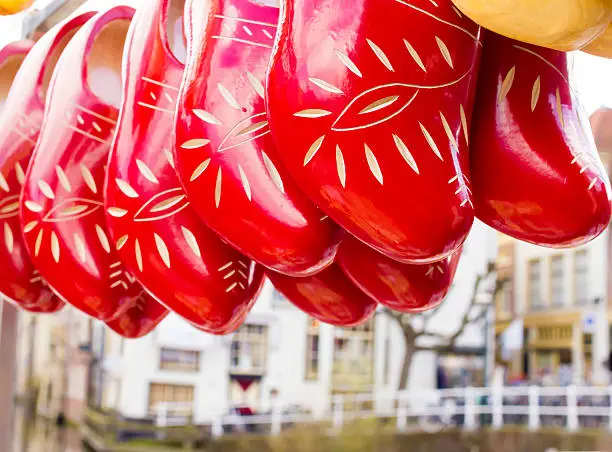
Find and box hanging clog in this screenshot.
[267,264,377,327]
[106,292,170,338]
[173,0,341,277]
[104,0,264,334]
[338,237,461,313]
[0,16,96,313]
[583,25,612,58]
[0,41,58,313]
[21,7,167,333]
[451,0,612,52]
[0,0,32,15]
[470,32,611,248]
[0,41,32,110]
[266,0,481,264]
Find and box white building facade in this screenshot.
[507,231,610,385]
[75,221,497,423]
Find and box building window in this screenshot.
[159,348,200,372]
[230,324,268,374]
[332,320,375,392]
[383,336,391,386]
[550,255,564,306]
[305,318,320,380]
[148,383,194,415]
[497,280,513,313]
[527,259,542,309]
[574,250,589,305]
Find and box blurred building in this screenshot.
[4,0,500,427]
[15,307,92,422]
[495,108,612,385]
[12,222,496,424]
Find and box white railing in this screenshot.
[152,385,612,437]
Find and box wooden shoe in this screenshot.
[105,0,264,334]
[338,236,460,313]
[173,0,341,277]
[0,16,95,313]
[267,265,377,327]
[583,24,612,58]
[0,0,33,15]
[470,32,611,247]
[21,7,167,324]
[267,0,481,264]
[106,291,169,338]
[451,0,612,51]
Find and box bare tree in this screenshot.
[383,262,506,390]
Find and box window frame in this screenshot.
[305,318,320,381]
[147,382,195,416]
[229,324,268,374]
[159,347,201,372]
[549,255,564,307]
[573,250,589,305]
[527,258,542,310]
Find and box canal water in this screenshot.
[10,405,86,452]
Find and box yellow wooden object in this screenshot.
[0,0,33,15]
[583,23,612,57]
[451,0,612,51]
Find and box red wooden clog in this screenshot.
[173,0,340,277]
[267,0,482,264]
[0,16,96,313]
[267,264,377,327]
[104,0,264,334]
[21,7,167,330]
[470,32,612,247]
[106,291,170,338]
[0,41,59,314]
[338,236,460,313]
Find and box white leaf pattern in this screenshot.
[136,159,159,184]
[154,233,171,268]
[116,179,139,198]
[194,109,222,125]
[181,226,201,258]
[365,144,384,185]
[261,151,285,194]
[392,134,419,175]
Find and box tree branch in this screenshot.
[382,261,508,353]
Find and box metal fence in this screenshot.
[151,385,612,438]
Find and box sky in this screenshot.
[573,51,612,115]
[1,1,612,115]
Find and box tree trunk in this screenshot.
[398,333,417,391]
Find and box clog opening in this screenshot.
[40,28,80,102]
[87,19,131,108]
[0,54,26,110]
[165,0,186,64]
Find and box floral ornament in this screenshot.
[23,164,105,264]
[180,105,285,208]
[292,18,477,206]
[108,179,197,271]
[178,12,284,208]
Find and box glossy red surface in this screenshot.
[174,0,340,277]
[0,40,58,314]
[0,19,97,313]
[106,292,169,338]
[338,236,461,313]
[21,7,165,327]
[267,264,377,327]
[471,32,612,247]
[104,0,264,335]
[266,0,481,264]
